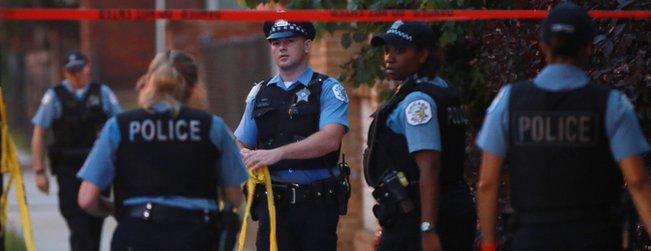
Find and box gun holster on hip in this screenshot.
[334,155,352,215]
[371,170,416,227]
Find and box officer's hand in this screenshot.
[35,172,50,194]
[241,148,284,171]
[421,232,442,251]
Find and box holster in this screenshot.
[334,160,352,215]
[371,172,418,227]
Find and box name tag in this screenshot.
[513,112,599,146]
[128,119,202,142]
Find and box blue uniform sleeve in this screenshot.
[605,90,650,162]
[319,78,350,132]
[476,85,512,157]
[210,116,249,187]
[387,92,441,153]
[234,85,259,147]
[31,89,61,129]
[101,85,123,116]
[77,117,121,189]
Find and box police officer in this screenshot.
[31,49,122,251]
[76,50,248,250]
[235,20,349,251]
[476,3,651,250]
[364,21,476,251]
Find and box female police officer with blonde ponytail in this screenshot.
[76,50,248,250]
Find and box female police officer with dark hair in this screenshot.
[364,21,476,251]
[476,3,651,251]
[76,50,248,250]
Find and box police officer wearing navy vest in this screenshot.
[235,20,349,251]
[31,50,122,251]
[77,51,248,250]
[476,3,651,251]
[364,21,476,251]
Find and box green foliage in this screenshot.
[4,229,28,251]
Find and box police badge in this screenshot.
[86,95,101,107]
[296,88,310,103]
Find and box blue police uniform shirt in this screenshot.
[234,66,350,184]
[32,80,123,128]
[476,63,650,162]
[77,102,249,211]
[385,76,447,153]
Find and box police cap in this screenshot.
[371,20,436,48]
[541,2,596,47]
[263,20,316,40]
[64,49,88,72]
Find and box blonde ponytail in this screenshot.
[137,50,202,115]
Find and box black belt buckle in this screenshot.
[289,184,299,204]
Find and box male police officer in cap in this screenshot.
[235,20,349,251]
[31,49,122,251]
[364,21,476,251]
[476,2,651,250]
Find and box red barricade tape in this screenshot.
[0,8,650,21]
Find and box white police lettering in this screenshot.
[405,99,432,126]
[128,119,202,142]
[516,113,596,145]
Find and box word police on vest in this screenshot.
[129,119,202,142]
[514,112,598,146]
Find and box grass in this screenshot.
[4,228,27,251]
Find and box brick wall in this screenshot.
[310,31,377,251]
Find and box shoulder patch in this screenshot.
[332,84,348,103]
[245,83,262,104]
[41,91,54,105]
[405,99,432,126]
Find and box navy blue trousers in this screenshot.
[254,195,339,251]
[57,175,104,251]
[111,217,218,251]
[509,220,621,251]
[376,183,476,251]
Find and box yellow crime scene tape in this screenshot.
[238,166,277,251]
[0,87,36,251]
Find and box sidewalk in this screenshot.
[6,150,116,251]
[5,150,257,251]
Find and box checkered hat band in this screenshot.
[387,29,413,41]
[271,24,306,35]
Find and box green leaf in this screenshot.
[352,31,367,43]
[341,33,352,49]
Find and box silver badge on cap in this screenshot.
[551,24,575,33]
[274,20,289,28]
[390,20,404,30]
[296,88,311,103]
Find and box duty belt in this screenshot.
[121,203,217,224]
[256,179,338,205]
